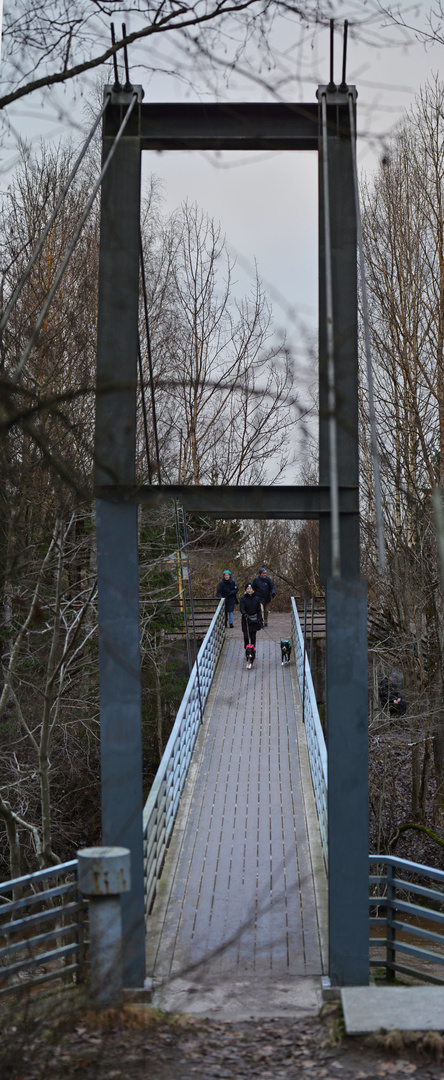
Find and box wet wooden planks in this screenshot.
[146,623,327,986]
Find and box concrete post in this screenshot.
[77,846,131,1007]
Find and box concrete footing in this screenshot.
[341,986,444,1034]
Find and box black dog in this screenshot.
[245,644,256,669]
[280,639,292,665]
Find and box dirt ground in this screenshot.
[2,998,444,1080]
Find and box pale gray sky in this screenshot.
[138,4,442,395]
[2,2,442,475]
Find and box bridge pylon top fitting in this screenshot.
[316,84,357,104]
[104,84,145,105]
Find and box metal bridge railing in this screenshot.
[291,597,328,867]
[0,861,88,996]
[369,854,444,985]
[143,598,226,917]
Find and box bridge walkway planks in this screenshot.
[146,613,327,1013]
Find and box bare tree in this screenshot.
[0,2,387,115]
[360,80,444,837]
[140,201,299,486]
[0,514,98,875]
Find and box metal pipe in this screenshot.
[137,334,152,484]
[122,23,132,91]
[182,508,204,722]
[110,23,122,91]
[174,499,192,673]
[340,20,348,90]
[139,235,161,483]
[321,91,341,578]
[348,92,387,570]
[329,19,335,90]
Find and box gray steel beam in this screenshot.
[95,483,358,519]
[104,101,319,151]
[318,87,369,986]
[326,577,369,984]
[95,107,145,987]
[318,88,359,581]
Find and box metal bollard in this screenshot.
[77,846,131,1007]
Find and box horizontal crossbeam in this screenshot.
[95,484,358,519]
[104,102,319,151]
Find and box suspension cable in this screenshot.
[0,94,111,336]
[137,333,152,484]
[11,91,138,384]
[348,92,387,570]
[320,91,341,579]
[181,507,203,723]
[139,234,161,483]
[174,499,192,674]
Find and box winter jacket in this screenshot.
[217,578,239,612]
[251,574,275,605]
[239,592,263,627]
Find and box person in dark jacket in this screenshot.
[251,567,275,627]
[239,583,263,651]
[216,570,238,628]
[378,671,407,717]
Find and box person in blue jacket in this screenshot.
[251,567,275,627]
[217,570,239,628]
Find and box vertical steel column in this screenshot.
[318,87,369,984]
[326,577,369,984]
[95,89,145,987]
[318,87,359,581]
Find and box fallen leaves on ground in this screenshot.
[1,997,444,1080]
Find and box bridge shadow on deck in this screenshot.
[146,613,327,1019]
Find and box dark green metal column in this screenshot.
[318,87,359,582]
[95,89,145,987]
[326,577,369,984]
[318,86,369,985]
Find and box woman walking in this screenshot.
[216,570,238,628]
[239,582,263,665]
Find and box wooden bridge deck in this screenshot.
[146,613,327,1017]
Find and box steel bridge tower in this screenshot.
[95,85,368,989]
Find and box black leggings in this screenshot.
[242,616,257,649]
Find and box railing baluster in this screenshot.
[291,598,328,866]
[143,599,226,914]
[386,861,396,981]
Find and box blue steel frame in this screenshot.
[370,855,444,984]
[95,84,367,987]
[0,861,87,995]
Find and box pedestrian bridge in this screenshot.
[143,600,328,1017]
[3,600,444,1005]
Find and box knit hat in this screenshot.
[245,582,253,589]
[259,567,267,574]
[222,570,231,577]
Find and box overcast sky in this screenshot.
[136,4,443,403]
[2,2,442,475]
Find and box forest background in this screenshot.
[2,0,444,882]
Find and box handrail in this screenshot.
[291,597,328,866]
[0,860,87,995]
[143,598,226,916]
[369,854,444,984]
